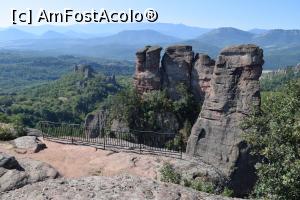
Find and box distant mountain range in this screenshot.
[0,23,300,69]
[8,23,211,39]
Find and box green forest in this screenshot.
[0,50,134,94]
[0,71,121,126]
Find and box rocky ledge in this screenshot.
[0,174,242,200]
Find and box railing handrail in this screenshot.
[38,121,177,136]
[38,120,182,158]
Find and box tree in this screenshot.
[243,80,300,200]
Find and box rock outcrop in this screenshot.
[161,45,194,99]
[133,46,162,94]
[13,136,46,154]
[74,64,94,78]
[0,153,59,192]
[84,110,108,138]
[191,53,215,102]
[0,174,242,200]
[186,44,263,196]
[133,45,212,102]
[110,119,130,133]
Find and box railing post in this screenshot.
[180,145,183,159]
[103,130,106,150]
[37,122,43,139]
[139,131,142,154]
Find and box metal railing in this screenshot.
[37,121,182,158]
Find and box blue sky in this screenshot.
[1,0,299,29]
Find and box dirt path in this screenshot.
[0,139,176,179]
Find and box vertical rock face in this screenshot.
[134,45,213,102]
[186,44,263,196]
[84,110,108,138]
[133,46,162,94]
[74,64,94,78]
[191,54,215,102]
[161,45,194,99]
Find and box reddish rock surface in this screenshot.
[161,45,194,100]
[133,46,162,94]
[191,53,215,102]
[133,45,214,102]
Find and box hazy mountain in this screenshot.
[13,23,211,39]
[253,29,300,46]
[248,28,269,34]
[1,26,300,69]
[0,28,36,41]
[64,31,95,39]
[0,30,180,60]
[94,30,181,45]
[195,27,254,47]
[263,44,300,68]
[39,31,69,39]
[184,40,220,57]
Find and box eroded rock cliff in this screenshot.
[186,44,263,196]
[161,45,194,99]
[134,45,212,102]
[191,53,215,102]
[133,46,162,94]
[117,44,263,196]
[74,64,94,78]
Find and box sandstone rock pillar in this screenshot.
[133,46,162,94]
[186,44,264,196]
[191,54,215,102]
[161,45,194,100]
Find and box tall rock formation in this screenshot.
[74,64,94,78]
[186,44,264,196]
[191,54,215,102]
[133,46,162,94]
[161,45,194,99]
[133,45,213,102]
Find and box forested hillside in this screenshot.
[0,50,134,93]
[260,65,300,91]
[0,71,121,126]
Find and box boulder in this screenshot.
[191,53,215,102]
[84,110,108,138]
[13,136,46,153]
[161,45,194,100]
[186,44,264,196]
[133,46,162,94]
[0,153,22,170]
[111,119,130,133]
[0,153,59,192]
